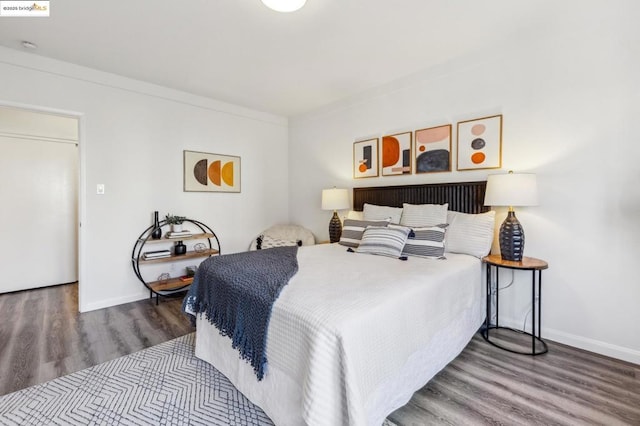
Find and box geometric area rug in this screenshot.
[0,333,399,426]
[0,333,272,426]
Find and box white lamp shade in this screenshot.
[322,188,350,211]
[484,172,538,207]
[261,0,306,12]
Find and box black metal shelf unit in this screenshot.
[131,218,220,304]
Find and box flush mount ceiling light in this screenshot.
[261,0,306,12]
[21,40,38,50]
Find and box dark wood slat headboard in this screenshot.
[353,181,489,214]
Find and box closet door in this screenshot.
[0,126,78,293]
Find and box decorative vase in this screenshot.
[151,211,162,240]
[174,241,187,256]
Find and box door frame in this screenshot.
[0,100,85,312]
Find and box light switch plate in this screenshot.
[97,184,105,195]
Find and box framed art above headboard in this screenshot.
[353,181,489,214]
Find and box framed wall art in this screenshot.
[381,131,412,176]
[184,150,241,192]
[414,124,452,173]
[456,114,502,171]
[353,138,379,178]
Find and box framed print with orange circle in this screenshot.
[414,124,452,174]
[353,138,379,178]
[456,114,502,171]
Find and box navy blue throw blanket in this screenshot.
[183,245,299,380]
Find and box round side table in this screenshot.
[482,254,549,355]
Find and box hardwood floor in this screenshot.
[0,283,193,396]
[389,330,640,425]
[1,284,638,425]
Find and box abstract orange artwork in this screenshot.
[353,138,379,179]
[381,132,412,176]
[414,124,452,173]
[184,150,241,192]
[456,115,502,171]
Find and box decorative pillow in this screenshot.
[339,219,390,248]
[402,224,448,259]
[445,210,496,258]
[363,203,403,224]
[400,203,448,228]
[256,234,302,250]
[355,225,411,258]
[347,210,364,220]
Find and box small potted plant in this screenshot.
[165,214,186,232]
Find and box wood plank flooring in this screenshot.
[1,283,638,425]
[0,283,193,396]
[389,331,640,425]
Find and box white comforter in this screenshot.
[195,243,484,426]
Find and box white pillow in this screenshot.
[400,203,448,227]
[347,210,364,220]
[363,203,403,223]
[445,210,496,258]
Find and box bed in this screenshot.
[190,181,492,426]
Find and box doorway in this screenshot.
[0,105,79,294]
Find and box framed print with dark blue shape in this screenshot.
[414,124,452,174]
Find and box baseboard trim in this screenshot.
[543,328,640,365]
[80,292,148,313]
[497,317,640,365]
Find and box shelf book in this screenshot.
[143,250,171,260]
[166,231,192,239]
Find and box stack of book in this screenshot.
[143,249,171,260]
[166,230,193,239]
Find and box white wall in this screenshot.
[0,46,290,312]
[289,3,640,363]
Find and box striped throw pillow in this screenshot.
[400,203,448,227]
[339,219,390,248]
[355,225,411,258]
[402,224,448,259]
[257,234,302,250]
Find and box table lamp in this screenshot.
[321,188,350,243]
[484,171,538,261]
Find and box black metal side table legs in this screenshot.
[482,255,549,356]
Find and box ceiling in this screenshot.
[0,0,548,117]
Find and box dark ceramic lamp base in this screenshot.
[328,211,342,243]
[499,210,525,261]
